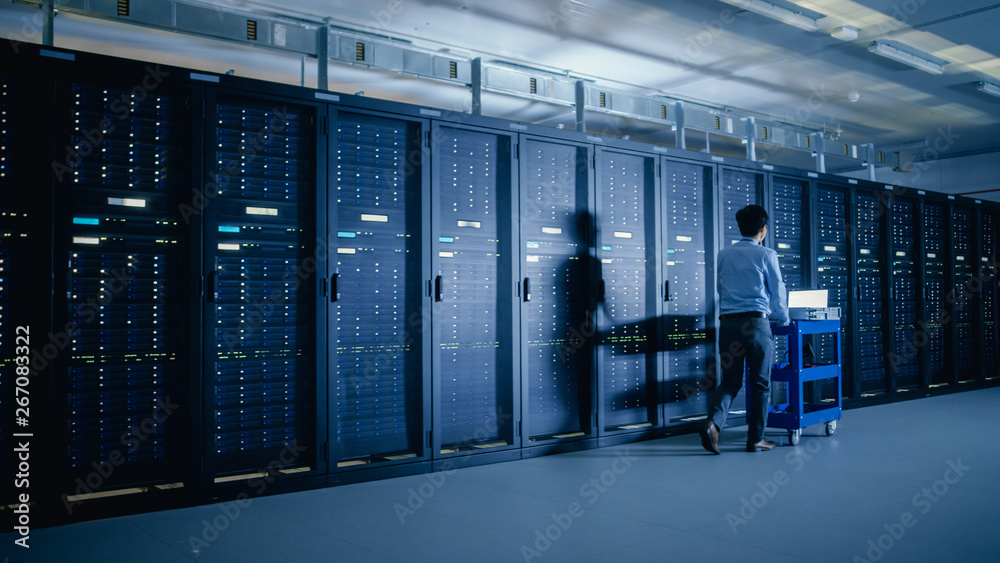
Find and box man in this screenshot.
[700,204,790,454]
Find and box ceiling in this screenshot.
[3,0,1000,170]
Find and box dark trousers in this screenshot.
[708,317,774,444]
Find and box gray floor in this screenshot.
[3,387,999,563]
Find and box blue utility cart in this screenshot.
[748,319,842,445]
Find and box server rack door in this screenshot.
[718,168,763,414]
[431,124,518,455]
[0,66,17,510]
[951,204,978,383]
[52,74,194,500]
[854,189,890,397]
[921,201,950,387]
[330,111,430,468]
[890,197,920,390]
[770,176,810,291]
[719,169,762,247]
[203,94,320,480]
[981,208,999,381]
[661,158,714,424]
[816,184,853,399]
[518,136,594,443]
[771,175,835,405]
[1,64,53,509]
[594,148,660,434]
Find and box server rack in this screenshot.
[921,198,950,388]
[0,66,15,509]
[594,147,660,434]
[981,206,999,380]
[661,157,714,423]
[1,62,53,510]
[50,66,195,509]
[769,175,810,292]
[950,203,978,384]
[430,123,519,457]
[853,187,890,397]
[889,196,921,390]
[769,173,802,401]
[201,91,322,481]
[329,110,431,469]
[518,135,596,444]
[815,183,853,399]
[719,168,763,248]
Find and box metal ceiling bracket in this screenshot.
[813,133,826,174]
[472,58,483,116]
[865,143,876,181]
[745,116,757,162]
[41,0,54,46]
[317,23,330,91]
[575,80,587,132]
[675,101,686,151]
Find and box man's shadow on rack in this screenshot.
[556,211,715,413]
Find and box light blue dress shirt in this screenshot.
[717,237,790,325]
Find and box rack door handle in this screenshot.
[523,278,531,302]
[664,280,672,302]
[331,274,339,303]
[597,279,606,302]
[434,275,443,302]
[206,270,218,302]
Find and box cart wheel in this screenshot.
[826,420,837,436]
[788,429,801,446]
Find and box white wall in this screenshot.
[841,152,1000,203]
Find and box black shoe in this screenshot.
[700,422,720,454]
[746,439,776,452]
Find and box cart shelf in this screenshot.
[746,319,842,445]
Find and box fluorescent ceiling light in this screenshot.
[721,0,819,31]
[976,81,1000,98]
[868,41,946,75]
[831,26,858,41]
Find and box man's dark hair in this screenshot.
[736,205,768,237]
